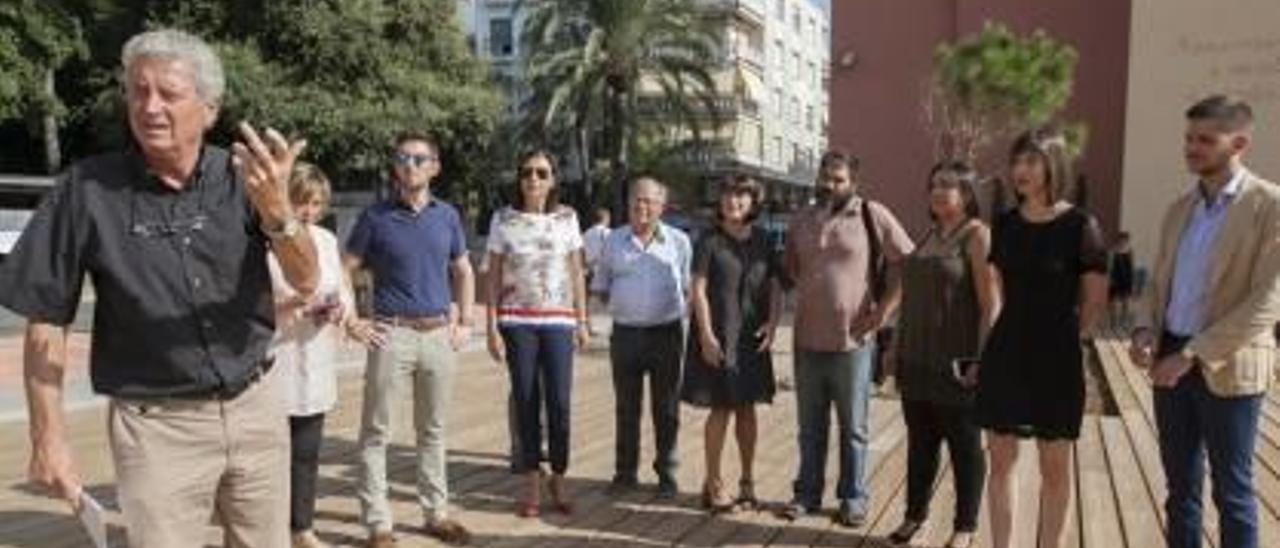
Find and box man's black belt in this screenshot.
[205,358,275,401]
[613,320,683,331]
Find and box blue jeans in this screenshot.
[792,345,875,512]
[502,324,575,475]
[1154,365,1262,548]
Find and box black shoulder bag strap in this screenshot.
[860,198,885,303]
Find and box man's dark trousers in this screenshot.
[1155,332,1263,548]
[610,321,685,483]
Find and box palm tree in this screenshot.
[519,0,722,212]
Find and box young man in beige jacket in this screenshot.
[1130,95,1279,548]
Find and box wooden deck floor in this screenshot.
[1,329,1278,547]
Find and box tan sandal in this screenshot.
[946,531,975,548]
[700,478,735,513]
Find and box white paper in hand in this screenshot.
[76,491,109,548]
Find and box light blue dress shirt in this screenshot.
[1165,171,1245,336]
[591,223,692,326]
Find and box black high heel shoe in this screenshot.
[887,520,922,545]
[735,479,759,510]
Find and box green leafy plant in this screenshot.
[520,0,722,209]
[926,22,1079,164]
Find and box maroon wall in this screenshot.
[829,0,1131,237]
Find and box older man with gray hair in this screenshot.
[0,29,316,548]
[591,177,692,498]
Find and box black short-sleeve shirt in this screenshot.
[0,145,276,399]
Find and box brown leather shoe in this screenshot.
[424,518,472,545]
[365,531,395,548]
[292,529,330,548]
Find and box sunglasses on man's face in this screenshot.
[395,152,437,168]
[519,166,552,180]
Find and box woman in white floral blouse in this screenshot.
[486,150,590,517]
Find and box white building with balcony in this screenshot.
[708,0,830,198]
[455,0,829,203]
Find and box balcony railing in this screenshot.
[635,95,761,120]
[734,0,766,26]
[698,0,766,26]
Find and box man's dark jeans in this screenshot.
[1155,332,1263,548]
[610,321,684,482]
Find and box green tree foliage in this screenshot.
[927,22,1079,164]
[152,0,504,193]
[520,0,721,208]
[0,0,87,172]
[0,0,503,200]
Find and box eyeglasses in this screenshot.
[930,179,962,189]
[130,214,208,238]
[394,152,437,168]
[930,176,968,189]
[519,166,552,180]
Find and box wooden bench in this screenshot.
[1092,330,1280,548]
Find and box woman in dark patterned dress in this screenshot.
[975,128,1109,548]
[887,161,998,548]
[682,175,783,513]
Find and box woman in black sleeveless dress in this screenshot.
[682,175,782,513]
[887,161,998,548]
[975,128,1109,548]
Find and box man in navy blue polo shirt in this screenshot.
[343,131,476,547]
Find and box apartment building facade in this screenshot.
[455,0,830,207]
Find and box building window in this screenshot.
[774,135,784,165]
[806,105,813,131]
[774,88,784,117]
[775,0,785,20]
[792,12,801,34]
[489,18,514,57]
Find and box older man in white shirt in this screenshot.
[591,178,692,499]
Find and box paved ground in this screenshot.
[1,322,1278,547]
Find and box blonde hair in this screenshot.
[289,162,332,213]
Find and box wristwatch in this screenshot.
[1178,346,1199,364]
[263,216,302,240]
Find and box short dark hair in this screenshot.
[819,149,861,176]
[593,207,611,223]
[715,174,766,223]
[1186,95,1253,131]
[926,160,981,221]
[511,149,560,211]
[394,130,439,154]
[1010,126,1074,205]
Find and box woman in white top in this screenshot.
[267,163,356,548]
[486,150,590,518]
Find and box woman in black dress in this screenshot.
[683,175,783,513]
[975,128,1109,548]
